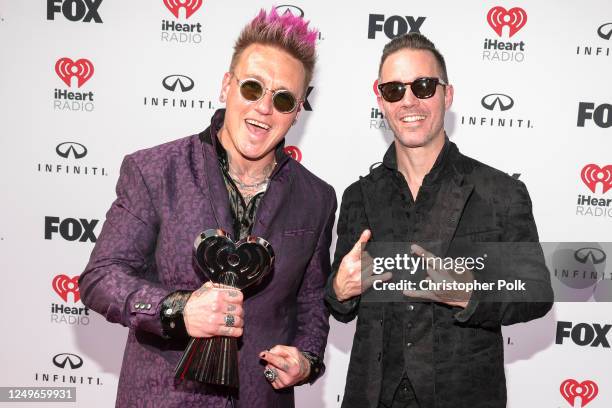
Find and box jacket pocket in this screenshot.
[283,228,316,237]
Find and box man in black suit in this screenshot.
[326,33,553,408]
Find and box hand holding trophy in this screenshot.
[175,229,274,388]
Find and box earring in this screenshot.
[219,94,226,103]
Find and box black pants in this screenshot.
[378,377,420,408]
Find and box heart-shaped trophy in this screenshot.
[175,229,274,388]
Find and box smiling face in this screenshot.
[219,43,306,163]
[377,49,453,150]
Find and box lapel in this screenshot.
[250,155,293,240]
[421,169,474,256]
[193,127,234,234]
[360,170,408,242]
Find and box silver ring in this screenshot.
[224,314,235,327]
[264,367,278,382]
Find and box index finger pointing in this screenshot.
[259,351,290,373]
[268,345,293,357]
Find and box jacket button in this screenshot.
[145,304,152,310]
[379,319,383,326]
[406,342,413,348]
[407,305,414,311]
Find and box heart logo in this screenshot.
[487,6,527,38]
[52,275,80,302]
[55,58,94,88]
[193,229,274,289]
[163,0,203,19]
[560,379,599,407]
[284,146,302,162]
[581,164,612,194]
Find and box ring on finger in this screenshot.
[224,314,235,327]
[264,367,278,382]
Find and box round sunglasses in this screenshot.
[234,75,300,113]
[377,77,448,102]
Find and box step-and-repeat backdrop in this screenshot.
[1,0,610,407]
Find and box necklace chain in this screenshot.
[227,159,276,190]
[228,174,269,189]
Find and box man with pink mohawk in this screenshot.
[80,8,335,407]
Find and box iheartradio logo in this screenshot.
[52,274,81,303]
[163,0,202,19]
[284,146,302,162]
[581,164,612,194]
[487,6,527,38]
[560,379,599,407]
[55,58,94,88]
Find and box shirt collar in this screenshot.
[382,135,451,186]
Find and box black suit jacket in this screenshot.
[326,141,553,408]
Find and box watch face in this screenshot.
[193,229,274,290]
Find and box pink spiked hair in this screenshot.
[230,7,319,89]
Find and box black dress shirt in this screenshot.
[379,139,450,407]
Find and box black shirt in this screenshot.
[379,138,451,407]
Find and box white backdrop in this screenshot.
[1,0,611,407]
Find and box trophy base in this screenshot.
[175,336,239,388]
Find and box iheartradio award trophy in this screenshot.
[175,229,274,388]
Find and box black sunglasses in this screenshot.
[377,77,448,102]
[234,75,300,113]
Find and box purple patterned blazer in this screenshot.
[80,110,337,407]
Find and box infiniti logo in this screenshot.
[597,22,612,40]
[56,142,87,159]
[275,5,304,17]
[52,353,83,369]
[481,93,514,111]
[162,75,195,92]
[574,247,607,265]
